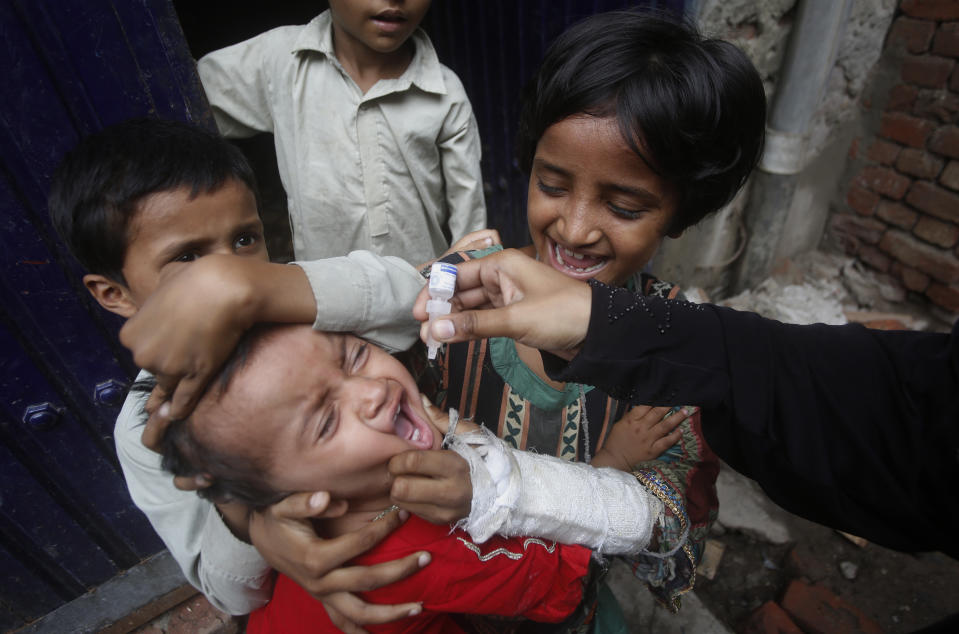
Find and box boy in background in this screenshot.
[47,117,431,627]
[197,0,487,265]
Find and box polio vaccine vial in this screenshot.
[426,262,457,359]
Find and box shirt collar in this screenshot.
[291,10,447,96]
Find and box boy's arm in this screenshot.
[437,72,487,242]
[120,255,316,428]
[196,29,287,137]
[123,252,423,436]
[292,250,424,353]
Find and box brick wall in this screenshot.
[834,0,959,315]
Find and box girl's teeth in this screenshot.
[412,428,420,442]
[554,244,604,273]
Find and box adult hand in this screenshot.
[413,249,592,359]
[388,397,473,524]
[249,491,428,633]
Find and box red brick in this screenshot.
[743,601,804,634]
[902,55,956,88]
[892,261,932,291]
[780,580,883,634]
[876,199,920,229]
[896,147,945,178]
[927,281,959,311]
[847,137,860,159]
[846,183,880,215]
[901,0,959,20]
[933,22,959,58]
[860,244,894,272]
[905,180,959,222]
[941,160,959,190]
[889,16,936,54]
[929,124,959,158]
[880,229,959,283]
[880,112,936,148]
[855,165,912,199]
[915,214,959,247]
[913,88,959,123]
[888,83,919,111]
[866,139,901,165]
[831,213,887,245]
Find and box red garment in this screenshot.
[247,515,591,633]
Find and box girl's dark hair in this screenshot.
[131,326,291,509]
[516,9,766,233]
[48,117,259,284]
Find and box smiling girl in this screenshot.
[432,8,766,616]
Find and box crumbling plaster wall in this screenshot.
[650,0,895,298]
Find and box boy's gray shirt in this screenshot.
[197,10,486,267]
[113,252,424,614]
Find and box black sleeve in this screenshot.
[545,281,959,557]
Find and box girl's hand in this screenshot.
[388,397,473,524]
[412,229,502,274]
[444,228,501,255]
[592,405,695,471]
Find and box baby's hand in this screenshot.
[592,405,696,471]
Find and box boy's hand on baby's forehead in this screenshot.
[119,255,268,451]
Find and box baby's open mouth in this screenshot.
[392,397,433,449]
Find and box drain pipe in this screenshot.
[733,0,853,292]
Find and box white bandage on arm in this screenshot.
[445,423,666,555]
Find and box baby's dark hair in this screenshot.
[132,326,290,509]
[516,9,766,233]
[48,117,258,284]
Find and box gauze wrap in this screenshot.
[444,418,666,555]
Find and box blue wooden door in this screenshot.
[0,0,209,629]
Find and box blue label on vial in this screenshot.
[429,262,457,296]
